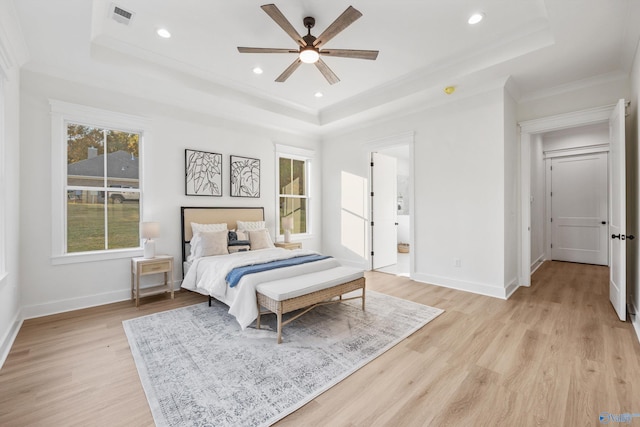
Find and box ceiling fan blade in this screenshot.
[238,47,298,54]
[315,58,340,85]
[313,6,362,48]
[320,49,379,60]
[275,59,302,82]
[261,4,305,47]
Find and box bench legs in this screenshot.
[255,277,366,344]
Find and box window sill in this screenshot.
[51,248,143,265]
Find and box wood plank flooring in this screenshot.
[1,261,639,426]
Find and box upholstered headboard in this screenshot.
[180,206,265,263]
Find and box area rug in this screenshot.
[123,290,443,427]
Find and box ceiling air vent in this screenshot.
[111,4,134,25]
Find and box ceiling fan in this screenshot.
[237,4,379,85]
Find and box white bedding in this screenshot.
[181,248,341,329]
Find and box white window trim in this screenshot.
[274,144,314,241]
[50,100,152,265]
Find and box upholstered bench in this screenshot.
[255,266,366,343]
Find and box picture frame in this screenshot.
[230,155,260,198]
[185,149,222,196]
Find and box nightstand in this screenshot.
[131,255,174,307]
[275,241,302,250]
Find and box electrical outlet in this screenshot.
[453,258,462,268]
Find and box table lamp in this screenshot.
[141,221,160,258]
[281,216,294,243]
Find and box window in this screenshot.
[51,101,150,263]
[66,124,140,252]
[276,145,313,237]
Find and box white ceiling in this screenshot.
[13,0,640,134]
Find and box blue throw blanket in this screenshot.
[226,254,331,288]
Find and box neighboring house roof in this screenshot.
[68,150,138,181]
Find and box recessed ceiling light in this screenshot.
[468,12,484,25]
[253,67,263,75]
[314,92,323,98]
[157,28,171,38]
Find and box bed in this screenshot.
[180,207,366,343]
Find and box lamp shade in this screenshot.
[141,221,160,239]
[281,216,294,231]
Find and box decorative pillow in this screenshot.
[191,230,229,258]
[236,220,266,232]
[191,222,227,234]
[248,229,275,250]
[228,245,251,254]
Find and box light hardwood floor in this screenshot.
[1,261,639,426]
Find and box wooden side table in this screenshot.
[131,255,174,307]
[275,241,302,250]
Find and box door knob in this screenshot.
[601,221,607,225]
[627,235,636,240]
[612,234,621,239]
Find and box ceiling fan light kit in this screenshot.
[299,47,319,64]
[237,4,379,84]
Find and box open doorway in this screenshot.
[520,100,629,322]
[371,145,411,277]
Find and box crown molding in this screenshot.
[0,1,29,80]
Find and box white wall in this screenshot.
[322,88,515,298]
[542,122,609,152]
[0,0,28,367]
[18,70,321,318]
[517,76,630,122]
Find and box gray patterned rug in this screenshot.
[123,290,443,427]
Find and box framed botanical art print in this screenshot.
[230,155,260,198]
[185,149,222,196]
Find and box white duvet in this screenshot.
[181,248,340,329]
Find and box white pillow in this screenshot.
[191,222,227,234]
[248,229,275,250]
[191,230,229,258]
[236,220,266,232]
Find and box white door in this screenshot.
[550,153,608,265]
[609,99,627,321]
[372,152,397,269]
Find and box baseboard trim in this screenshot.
[631,303,640,345]
[530,254,545,275]
[504,278,520,299]
[22,280,180,320]
[0,310,23,369]
[412,272,509,299]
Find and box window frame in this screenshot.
[275,144,314,240]
[50,100,151,265]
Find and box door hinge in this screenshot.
[371,162,374,167]
[550,165,553,171]
[550,191,553,197]
[371,221,374,226]
[371,192,374,197]
[371,251,374,256]
[550,218,553,223]
[551,243,553,248]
